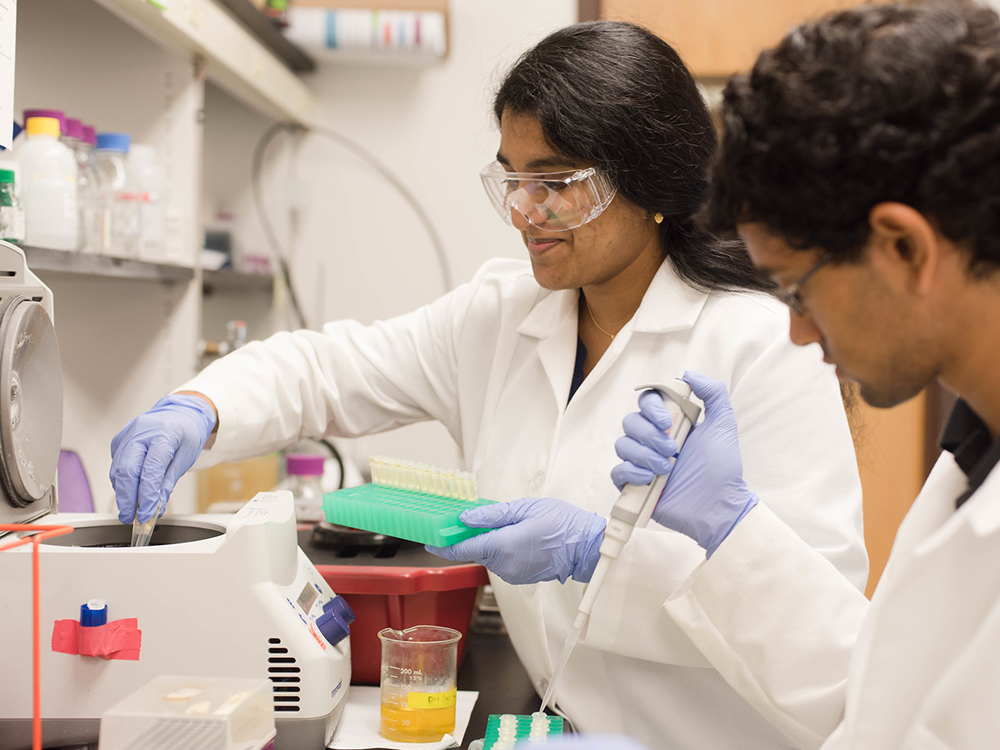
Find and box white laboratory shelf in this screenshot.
[23,246,195,284]
[92,0,315,124]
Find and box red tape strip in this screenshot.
[52,618,142,660]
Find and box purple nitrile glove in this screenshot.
[611,371,758,557]
[426,497,607,585]
[109,394,217,524]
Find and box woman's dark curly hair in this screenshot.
[495,21,771,293]
[703,0,1000,278]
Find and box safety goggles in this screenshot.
[479,161,617,231]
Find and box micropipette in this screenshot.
[539,379,701,714]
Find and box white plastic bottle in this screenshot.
[129,144,166,262]
[93,132,139,258]
[64,118,100,254]
[18,117,78,251]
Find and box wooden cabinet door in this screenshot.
[601,0,861,77]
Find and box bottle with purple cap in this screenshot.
[17,114,78,250]
[64,118,99,253]
[276,454,327,523]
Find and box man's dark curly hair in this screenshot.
[703,0,1000,277]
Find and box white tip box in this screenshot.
[99,675,276,750]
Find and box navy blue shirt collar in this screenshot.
[940,398,1000,509]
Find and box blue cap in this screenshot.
[323,596,356,626]
[80,599,108,627]
[96,132,130,153]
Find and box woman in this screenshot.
[110,22,866,749]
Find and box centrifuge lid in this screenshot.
[0,297,63,506]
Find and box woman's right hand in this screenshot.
[109,393,217,524]
[611,371,759,557]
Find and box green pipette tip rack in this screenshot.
[322,457,497,547]
[321,484,495,547]
[482,714,564,749]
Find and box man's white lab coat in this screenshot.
[663,446,1000,749]
[183,258,868,749]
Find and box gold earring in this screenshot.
[653,212,663,224]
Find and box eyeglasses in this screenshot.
[774,251,835,316]
[479,161,617,231]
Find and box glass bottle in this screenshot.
[0,169,24,243]
[277,454,326,523]
[93,132,139,258]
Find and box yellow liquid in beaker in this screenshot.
[379,702,456,742]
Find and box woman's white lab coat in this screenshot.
[183,257,868,750]
[662,449,1000,749]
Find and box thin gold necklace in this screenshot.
[584,296,615,341]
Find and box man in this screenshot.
[571,1,1000,748]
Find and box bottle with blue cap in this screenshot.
[93,133,139,258]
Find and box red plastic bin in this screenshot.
[313,562,488,685]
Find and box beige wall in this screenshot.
[853,392,927,597]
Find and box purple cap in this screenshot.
[287,454,325,476]
[23,109,66,134]
[65,118,84,141]
[82,125,97,147]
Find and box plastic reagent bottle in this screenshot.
[129,144,166,262]
[23,108,66,135]
[18,116,78,251]
[0,169,24,242]
[279,454,326,523]
[94,132,139,258]
[64,118,100,254]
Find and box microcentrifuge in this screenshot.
[0,241,351,749]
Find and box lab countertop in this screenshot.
[457,630,541,748]
[297,528,541,749]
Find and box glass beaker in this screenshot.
[379,626,462,742]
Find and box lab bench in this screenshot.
[298,529,541,749]
[40,529,538,750]
[457,630,541,749]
